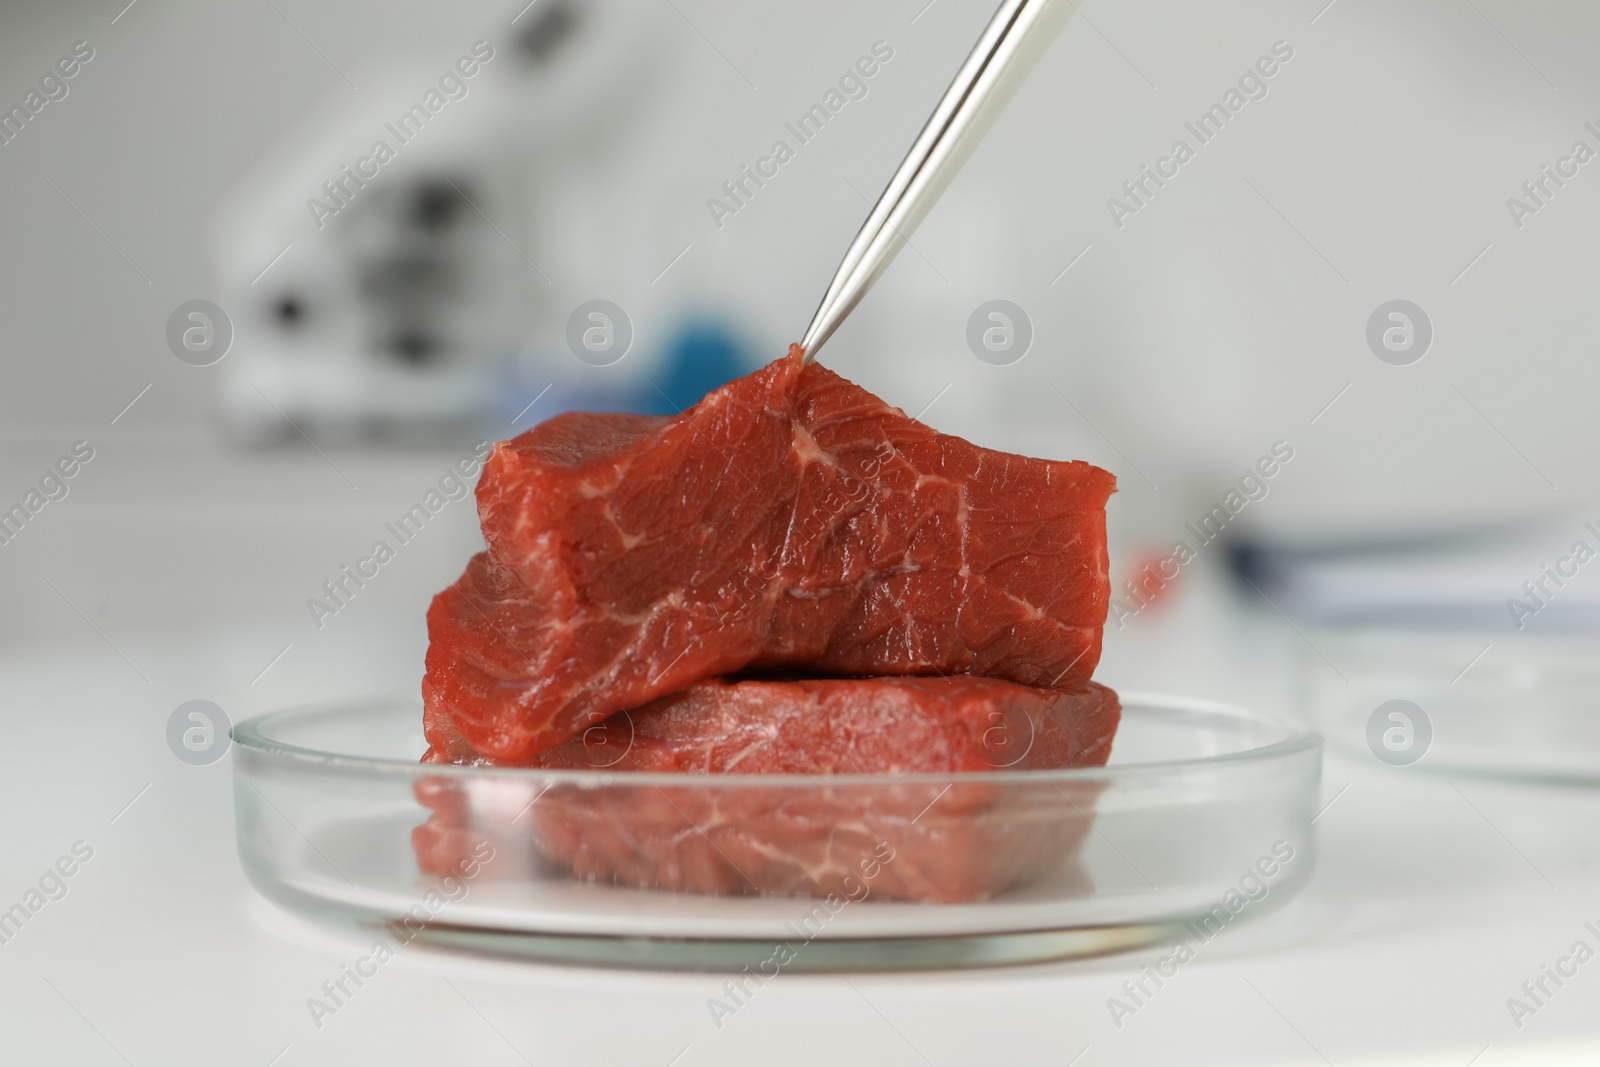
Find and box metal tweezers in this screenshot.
[799,0,1073,363]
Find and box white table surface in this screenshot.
[3,567,1599,1067]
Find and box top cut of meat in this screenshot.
[424,344,1115,763]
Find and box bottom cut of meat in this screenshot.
[413,677,1119,903]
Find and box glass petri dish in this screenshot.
[1303,626,1600,783]
[232,694,1320,971]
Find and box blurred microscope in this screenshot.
[210,0,750,443]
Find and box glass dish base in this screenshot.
[232,693,1320,971]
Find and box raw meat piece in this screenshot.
[533,675,1121,774]
[413,678,1119,902]
[424,344,1115,762]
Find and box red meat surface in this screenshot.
[534,675,1121,773]
[413,677,1119,902]
[424,344,1115,763]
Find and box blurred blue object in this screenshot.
[639,320,756,416]
[1228,513,1600,632]
[490,319,757,435]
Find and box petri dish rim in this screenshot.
[232,690,1321,788]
